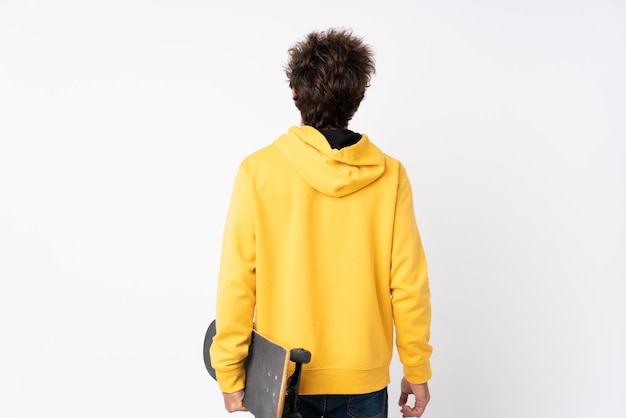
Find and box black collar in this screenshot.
[320,129,362,150]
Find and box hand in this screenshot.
[398,377,430,417]
[222,390,248,413]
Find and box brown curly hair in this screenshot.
[284,28,376,130]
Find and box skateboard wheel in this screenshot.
[203,320,218,380]
[290,348,311,364]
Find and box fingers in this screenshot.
[223,390,248,413]
[399,379,430,417]
[401,403,426,417]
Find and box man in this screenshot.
[210,28,432,418]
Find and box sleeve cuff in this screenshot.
[216,368,246,393]
[403,362,432,385]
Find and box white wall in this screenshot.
[1,1,624,417]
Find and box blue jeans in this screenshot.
[297,387,388,418]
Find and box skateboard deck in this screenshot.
[203,319,290,418]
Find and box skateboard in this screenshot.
[203,319,311,418]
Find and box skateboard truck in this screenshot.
[283,348,311,418]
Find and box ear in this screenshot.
[291,87,300,108]
[291,88,302,125]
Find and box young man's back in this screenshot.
[210,29,433,418]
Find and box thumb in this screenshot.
[398,390,409,407]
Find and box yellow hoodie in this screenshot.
[210,125,432,395]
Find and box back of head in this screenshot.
[285,28,376,130]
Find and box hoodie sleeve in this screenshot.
[209,163,257,393]
[389,163,433,384]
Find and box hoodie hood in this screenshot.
[274,125,386,197]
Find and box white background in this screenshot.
[1,1,624,417]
